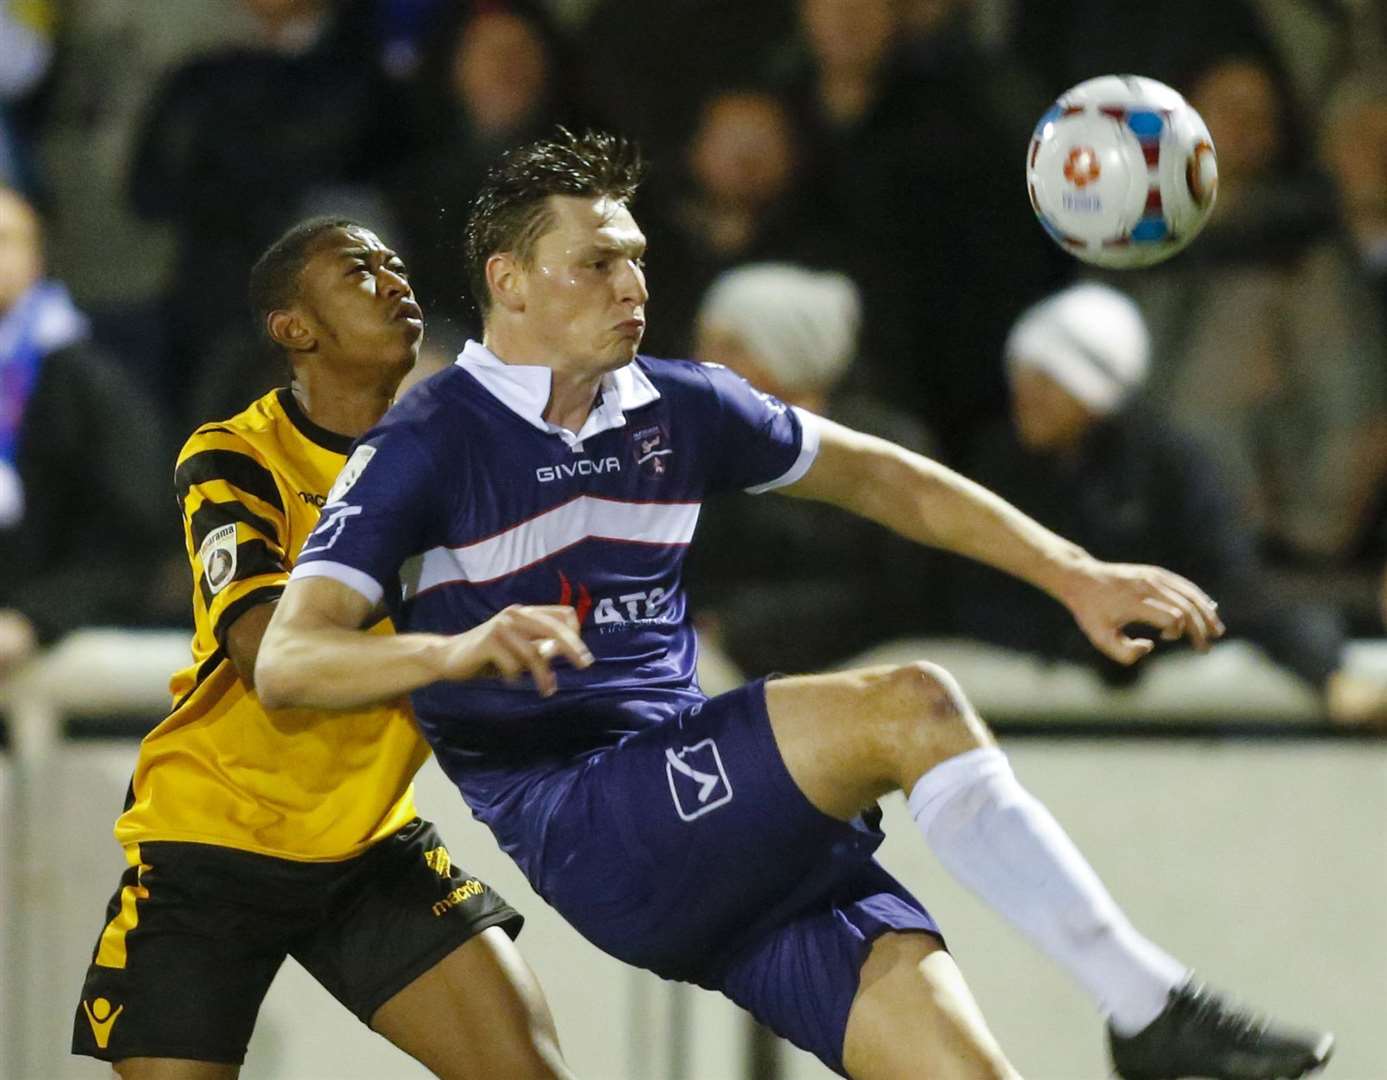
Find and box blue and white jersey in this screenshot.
[293,340,820,818]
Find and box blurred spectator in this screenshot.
[683,263,938,681]
[575,0,796,165]
[33,0,256,388]
[949,283,1387,725]
[1116,51,1387,578]
[130,0,401,430]
[640,88,829,358]
[1012,0,1272,101]
[0,185,176,675]
[386,1,578,349]
[777,0,1062,462]
[0,0,54,194]
[1322,67,1387,331]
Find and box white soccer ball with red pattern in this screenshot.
[1026,74,1218,268]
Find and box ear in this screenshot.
[485,252,526,313]
[266,309,316,354]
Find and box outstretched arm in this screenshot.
[256,576,591,711]
[784,418,1224,664]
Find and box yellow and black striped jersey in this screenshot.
[115,387,428,861]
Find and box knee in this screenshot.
[868,661,987,751]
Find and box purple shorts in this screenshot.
[526,679,941,1075]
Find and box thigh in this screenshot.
[842,934,1019,1080]
[72,844,294,1067]
[292,818,523,1025]
[536,680,890,978]
[370,926,573,1080]
[709,861,942,1078]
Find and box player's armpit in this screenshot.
[224,601,277,688]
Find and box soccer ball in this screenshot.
[1026,74,1218,269]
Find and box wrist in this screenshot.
[1036,544,1098,605]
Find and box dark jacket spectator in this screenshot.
[683,263,938,677]
[0,187,172,670]
[129,0,400,427]
[949,283,1382,722]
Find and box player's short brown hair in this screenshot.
[463,128,645,317]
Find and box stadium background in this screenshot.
[2,0,1385,1077]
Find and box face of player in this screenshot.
[0,188,42,317]
[516,194,648,376]
[1009,366,1099,453]
[295,226,423,378]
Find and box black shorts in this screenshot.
[71,818,522,1065]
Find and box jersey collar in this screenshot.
[456,339,660,451]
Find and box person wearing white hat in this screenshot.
[952,281,1386,724]
[1004,281,1149,454]
[688,262,938,683]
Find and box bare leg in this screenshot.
[766,663,992,821]
[370,925,576,1080]
[842,932,1021,1080]
[765,662,1186,1040]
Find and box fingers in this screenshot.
[1095,627,1156,666]
[484,605,594,697]
[1145,573,1222,651]
[1157,571,1225,639]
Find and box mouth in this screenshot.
[393,300,423,324]
[616,317,645,338]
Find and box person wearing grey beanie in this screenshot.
[952,281,1386,724]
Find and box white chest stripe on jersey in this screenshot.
[414,496,701,591]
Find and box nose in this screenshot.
[378,265,411,299]
[617,258,648,307]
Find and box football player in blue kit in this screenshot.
[256,130,1333,1080]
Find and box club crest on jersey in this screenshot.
[326,444,376,504]
[199,523,237,595]
[631,424,672,477]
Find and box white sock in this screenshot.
[908,746,1188,1035]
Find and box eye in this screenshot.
[387,260,410,279]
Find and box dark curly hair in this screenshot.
[463,128,645,317]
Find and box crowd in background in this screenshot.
[2,0,1386,721]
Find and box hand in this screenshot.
[0,608,37,678]
[440,605,593,696]
[1326,669,1387,728]
[1056,559,1225,666]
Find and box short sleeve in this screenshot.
[174,432,291,646]
[696,362,821,494]
[292,423,442,606]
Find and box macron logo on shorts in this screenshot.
[665,739,733,821]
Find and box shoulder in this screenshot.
[635,356,747,414]
[175,392,288,507]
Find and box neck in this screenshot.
[545,368,606,431]
[290,369,396,439]
[481,327,610,433]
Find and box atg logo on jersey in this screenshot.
[665,738,733,821]
[631,424,672,477]
[536,456,621,483]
